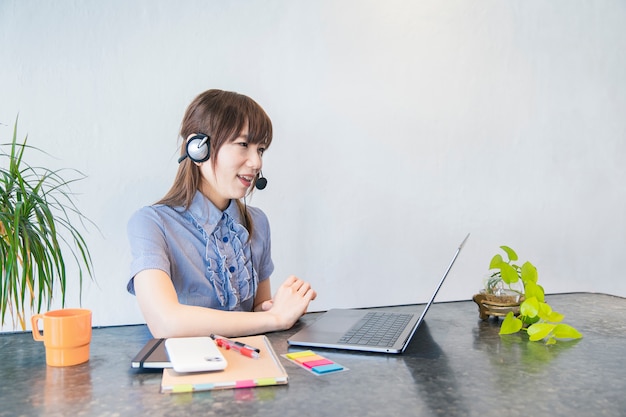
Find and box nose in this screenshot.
[247,146,262,171]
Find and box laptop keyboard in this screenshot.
[338,311,413,347]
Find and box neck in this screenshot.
[199,185,229,211]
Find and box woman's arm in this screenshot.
[133,269,316,338]
[253,279,273,312]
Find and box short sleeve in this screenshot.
[126,207,171,294]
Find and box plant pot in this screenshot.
[472,293,522,320]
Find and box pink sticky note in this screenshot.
[302,358,334,369]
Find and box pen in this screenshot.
[210,334,260,359]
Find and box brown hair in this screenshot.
[157,89,273,231]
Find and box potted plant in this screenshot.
[473,245,582,344]
[1,118,95,330]
[472,245,525,319]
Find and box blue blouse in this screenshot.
[126,191,274,312]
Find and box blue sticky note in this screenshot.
[311,363,344,374]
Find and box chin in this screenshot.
[233,190,249,199]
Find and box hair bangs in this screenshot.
[244,99,273,148]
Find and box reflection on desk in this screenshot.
[0,292,624,417]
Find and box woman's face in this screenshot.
[198,124,266,210]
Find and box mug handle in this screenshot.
[31,314,44,341]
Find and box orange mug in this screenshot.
[31,308,92,367]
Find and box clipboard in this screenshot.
[160,335,288,393]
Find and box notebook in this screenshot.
[131,338,171,369]
[161,335,288,393]
[288,233,469,354]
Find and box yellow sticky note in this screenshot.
[285,350,316,360]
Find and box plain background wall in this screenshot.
[1,0,625,331]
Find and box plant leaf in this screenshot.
[489,254,504,270]
[500,311,523,334]
[0,118,97,329]
[552,324,583,340]
[537,302,564,322]
[537,301,552,317]
[521,261,538,284]
[521,314,540,326]
[500,246,518,262]
[500,263,519,284]
[527,323,556,341]
[544,309,565,323]
[524,281,545,302]
[520,297,539,318]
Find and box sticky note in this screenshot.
[235,380,256,388]
[302,358,334,369]
[294,354,325,364]
[283,350,348,376]
[311,363,344,374]
[286,350,316,359]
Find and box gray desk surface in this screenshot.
[1,292,625,417]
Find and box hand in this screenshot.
[258,299,274,311]
[266,275,317,330]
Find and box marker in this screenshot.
[210,334,260,359]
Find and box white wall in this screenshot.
[1,0,625,331]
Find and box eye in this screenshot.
[258,147,266,156]
[237,141,249,148]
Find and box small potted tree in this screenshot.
[1,118,95,330]
[473,245,582,344]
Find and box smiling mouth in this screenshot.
[238,175,254,186]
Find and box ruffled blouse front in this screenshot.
[127,191,274,312]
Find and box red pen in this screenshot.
[210,334,260,359]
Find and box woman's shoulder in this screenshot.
[244,204,270,224]
[130,203,168,218]
[243,204,271,237]
[128,204,182,228]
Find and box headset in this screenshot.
[178,133,268,190]
[178,133,211,164]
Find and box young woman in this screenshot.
[127,89,316,338]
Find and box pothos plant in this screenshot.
[488,246,582,345]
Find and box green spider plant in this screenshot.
[1,118,95,330]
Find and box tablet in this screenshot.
[165,337,227,373]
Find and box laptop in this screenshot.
[287,233,469,354]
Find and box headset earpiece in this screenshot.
[178,133,210,163]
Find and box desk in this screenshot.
[1,293,625,417]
